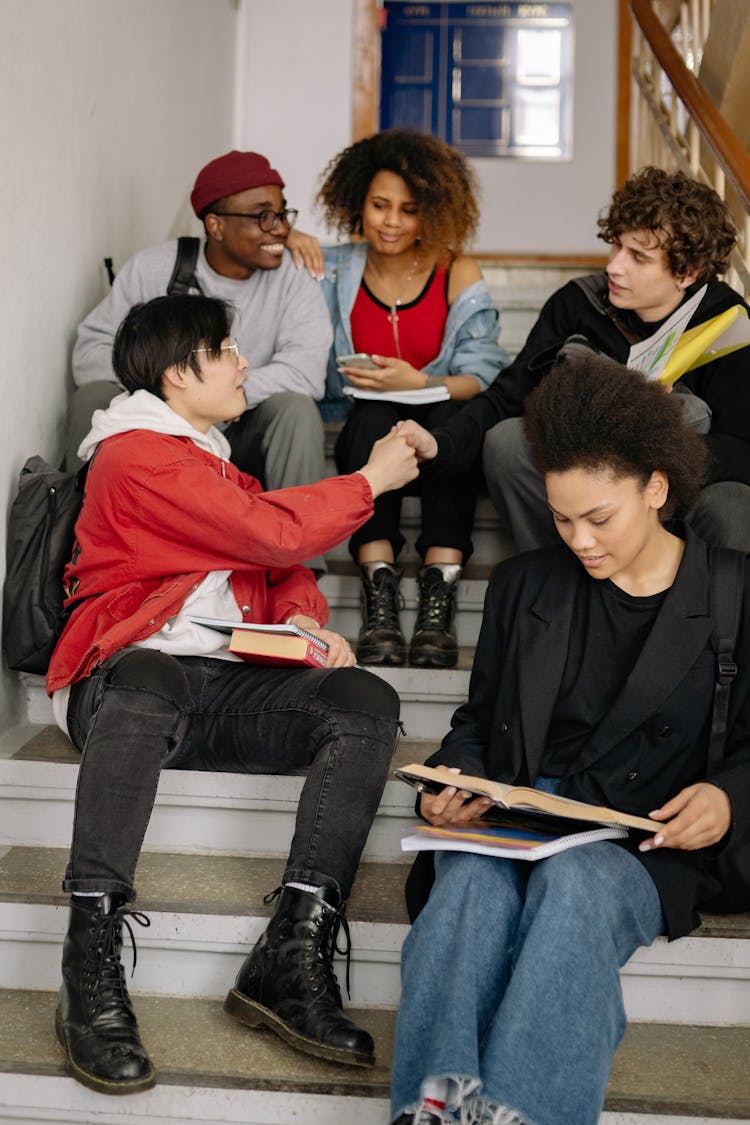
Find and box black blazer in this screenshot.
[416,526,750,939]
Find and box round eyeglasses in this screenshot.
[210,208,298,233]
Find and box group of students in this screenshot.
[46,131,750,1125]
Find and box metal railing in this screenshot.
[630,0,750,295]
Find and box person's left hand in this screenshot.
[287,615,355,667]
[340,355,425,392]
[639,782,732,852]
[286,229,325,280]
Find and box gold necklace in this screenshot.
[365,254,421,358]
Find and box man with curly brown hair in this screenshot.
[398,166,750,553]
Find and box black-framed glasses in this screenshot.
[210,208,298,232]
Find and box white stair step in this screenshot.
[21,660,472,739]
[1,989,749,1125]
[1,846,749,1026]
[321,495,514,567]
[0,726,438,859]
[321,568,489,646]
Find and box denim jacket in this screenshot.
[320,242,506,420]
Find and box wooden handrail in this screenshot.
[630,0,750,212]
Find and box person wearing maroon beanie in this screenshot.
[67,151,332,571]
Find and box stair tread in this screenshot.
[1,988,749,1116]
[0,846,410,923]
[7,724,438,770]
[1,843,748,941]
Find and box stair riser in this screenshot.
[0,1075,746,1125]
[22,677,466,741]
[320,574,488,647]
[0,769,417,860]
[2,904,748,1026]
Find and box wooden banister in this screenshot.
[630,0,750,212]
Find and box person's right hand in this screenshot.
[358,431,419,497]
[394,419,439,461]
[419,767,494,826]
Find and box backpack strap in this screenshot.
[167,237,203,295]
[707,546,745,775]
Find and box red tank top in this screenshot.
[350,265,449,369]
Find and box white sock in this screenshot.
[421,1077,448,1114]
[284,881,322,895]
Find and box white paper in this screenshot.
[343,386,451,405]
[627,285,706,380]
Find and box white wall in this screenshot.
[475,0,618,255]
[235,0,354,237]
[0,0,237,723]
[236,0,617,255]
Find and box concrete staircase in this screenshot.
[1,265,749,1124]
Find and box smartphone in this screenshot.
[336,352,381,370]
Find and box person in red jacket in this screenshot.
[48,294,419,1095]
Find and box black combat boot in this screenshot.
[356,561,407,665]
[55,895,155,1094]
[408,563,462,668]
[224,885,375,1067]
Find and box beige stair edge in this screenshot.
[1,990,750,1118]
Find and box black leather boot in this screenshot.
[224,885,375,1067]
[356,561,407,665]
[409,563,462,668]
[55,895,155,1094]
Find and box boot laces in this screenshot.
[362,568,403,631]
[84,906,150,1018]
[415,569,455,633]
[264,886,354,1000]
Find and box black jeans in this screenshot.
[64,649,400,902]
[335,399,479,561]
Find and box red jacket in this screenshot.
[47,430,373,693]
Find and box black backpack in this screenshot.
[3,456,90,674]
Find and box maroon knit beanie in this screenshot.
[190,151,285,217]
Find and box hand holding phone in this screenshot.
[336,352,381,370]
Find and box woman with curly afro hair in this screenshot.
[318,129,505,669]
[392,350,750,1125]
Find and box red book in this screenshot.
[188,616,329,669]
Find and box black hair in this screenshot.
[112,295,233,399]
[523,350,709,519]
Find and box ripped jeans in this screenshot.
[391,839,664,1125]
[64,649,400,902]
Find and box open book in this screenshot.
[627,284,750,386]
[394,763,660,833]
[401,820,627,861]
[188,617,328,668]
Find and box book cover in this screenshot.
[188,616,329,668]
[394,763,659,834]
[401,820,627,861]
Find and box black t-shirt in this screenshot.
[541,577,667,777]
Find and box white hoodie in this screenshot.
[53,391,243,735]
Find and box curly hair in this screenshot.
[317,129,480,256]
[597,166,736,281]
[523,350,709,519]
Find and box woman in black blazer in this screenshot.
[391,352,750,1125]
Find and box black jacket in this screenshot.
[429,275,750,485]
[415,527,750,939]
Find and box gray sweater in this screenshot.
[72,240,332,407]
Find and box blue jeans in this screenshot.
[391,841,664,1125]
[64,649,400,902]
